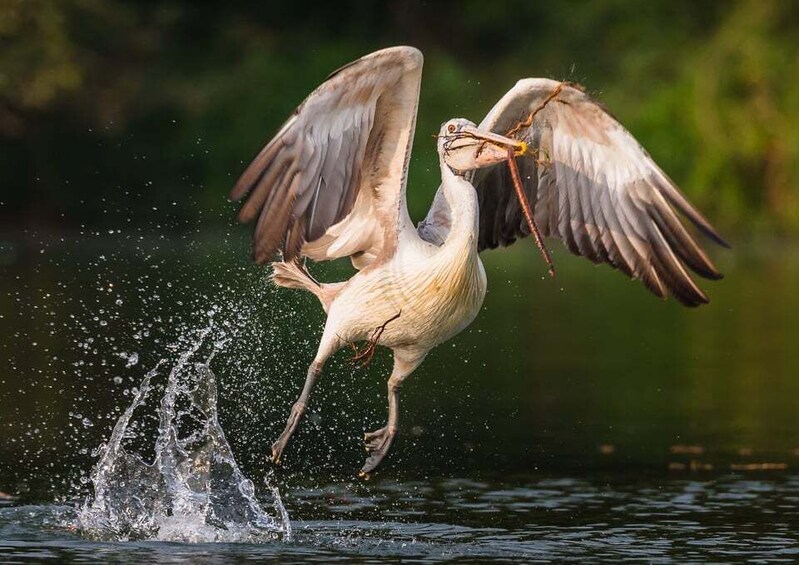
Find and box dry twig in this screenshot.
[505,82,566,139]
[506,147,556,277]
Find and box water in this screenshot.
[74,321,289,543]
[1,232,799,561]
[2,475,799,560]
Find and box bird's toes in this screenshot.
[364,426,387,442]
[365,437,383,453]
[360,449,389,475]
[270,441,285,465]
[359,426,397,476]
[364,426,394,453]
[360,456,380,476]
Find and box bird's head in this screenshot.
[437,118,528,174]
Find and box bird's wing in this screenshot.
[471,78,727,306]
[231,46,423,270]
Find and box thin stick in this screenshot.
[505,82,566,139]
[506,147,556,278]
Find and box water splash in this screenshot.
[75,319,290,543]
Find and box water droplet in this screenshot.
[126,352,139,368]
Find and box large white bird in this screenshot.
[230,46,728,476]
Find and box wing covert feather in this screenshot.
[421,78,728,306]
[231,46,423,269]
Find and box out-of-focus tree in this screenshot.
[690,0,799,232]
[0,0,797,236]
[0,0,83,135]
[0,0,173,132]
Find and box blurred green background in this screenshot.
[1,0,799,499]
[2,0,798,234]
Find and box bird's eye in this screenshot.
[447,124,456,133]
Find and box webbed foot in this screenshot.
[359,425,397,478]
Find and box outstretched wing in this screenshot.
[231,46,423,269]
[469,79,727,306]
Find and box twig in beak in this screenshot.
[506,82,566,140]
[506,147,556,278]
[440,130,490,156]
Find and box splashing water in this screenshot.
[75,318,291,543]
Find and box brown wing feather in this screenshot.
[468,79,729,307]
[230,46,423,267]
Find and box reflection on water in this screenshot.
[1,231,798,559]
[1,474,798,560]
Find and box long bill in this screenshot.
[505,146,556,278]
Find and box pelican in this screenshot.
[230,46,728,477]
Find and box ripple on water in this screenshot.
[1,472,799,561]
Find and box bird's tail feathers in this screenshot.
[270,261,340,313]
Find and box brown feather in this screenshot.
[436,78,729,306]
[230,46,423,268]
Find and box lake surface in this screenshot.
[1,230,798,561]
[3,473,799,561]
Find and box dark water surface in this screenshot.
[1,232,798,561]
[3,473,799,561]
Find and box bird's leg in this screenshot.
[348,310,401,368]
[360,374,403,478]
[359,352,424,478]
[506,147,556,278]
[271,359,323,465]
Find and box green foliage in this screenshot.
[0,0,797,234]
[0,0,83,113]
[689,0,799,231]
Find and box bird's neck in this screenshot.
[439,159,479,254]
